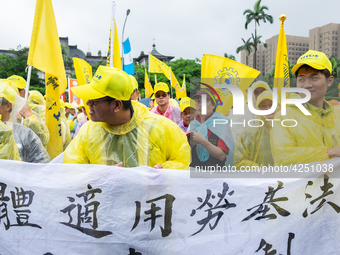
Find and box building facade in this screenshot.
[241,23,340,77]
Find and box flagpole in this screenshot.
[170,68,173,99]
[21,65,33,124]
[68,75,71,103]
[121,9,131,69]
[154,75,157,84]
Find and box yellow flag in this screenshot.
[201,54,260,115]
[149,54,171,79]
[144,69,154,98]
[107,2,121,69]
[274,15,290,98]
[27,0,66,159]
[73,57,92,119]
[176,74,187,99]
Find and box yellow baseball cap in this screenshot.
[7,75,27,89]
[252,81,269,92]
[154,82,169,94]
[129,75,138,90]
[0,81,17,103]
[78,102,85,109]
[0,79,19,95]
[292,50,332,74]
[71,66,133,101]
[256,91,273,109]
[65,102,75,109]
[59,99,65,109]
[180,97,196,112]
[29,90,45,106]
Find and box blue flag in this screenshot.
[123,38,134,75]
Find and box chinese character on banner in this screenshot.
[255,233,295,255]
[242,181,290,222]
[190,182,236,236]
[131,194,175,237]
[0,183,41,230]
[302,175,340,217]
[60,184,112,238]
[69,78,81,105]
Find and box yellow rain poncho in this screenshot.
[233,91,275,168]
[64,101,190,169]
[271,100,340,165]
[28,90,46,120]
[23,114,50,147]
[60,103,72,151]
[0,120,21,160]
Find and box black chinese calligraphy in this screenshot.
[60,185,112,238]
[255,232,295,255]
[128,248,142,255]
[131,194,175,237]
[242,181,290,222]
[303,175,340,217]
[0,183,41,230]
[190,182,236,236]
[46,76,59,90]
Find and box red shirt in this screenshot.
[194,114,229,154]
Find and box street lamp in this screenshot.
[121,9,131,69]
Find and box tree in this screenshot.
[236,37,253,66]
[224,53,236,60]
[243,0,273,69]
[0,45,44,93]
[330,55,340,78]
[61,44,73,71]
[134,58,201,98]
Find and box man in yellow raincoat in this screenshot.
[271,50,340,165]
[63,66,190,169]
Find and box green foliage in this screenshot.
[224,53,236,60]
[0,45,43,88]
[61,44,73,71]
[134,58,201,98]
[91,60,106,76]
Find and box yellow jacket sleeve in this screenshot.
[150,117,191,170]
[270,113,329,166]
[63,121,89,164]
[233,128,260,169]
[0,121,21,161]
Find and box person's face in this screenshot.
[195,96,215,117]
[258,99,274,119]
[296,67,333,105]
[155,91,169,106]
[0,101,12,122]
[19,89,25,98]
[254,87,266,100]
[181,107,192,125]
[86,97,116,122]
[149,100,154,108]
[66,108,75,115]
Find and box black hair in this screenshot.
[106,96,131,110]
[295,64,331,78]
[0,97,12,113]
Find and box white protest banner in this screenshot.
[0,159,339,254]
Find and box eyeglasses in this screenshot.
[88,98,115,105]
[155,93,168,98]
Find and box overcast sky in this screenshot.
[1,0,339,62]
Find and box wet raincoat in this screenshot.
[0,121,21,160]
[63,101,190,169]
[23,112,50,147]
[271,100,340,165]
[6,122,50,163]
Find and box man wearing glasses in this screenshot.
[63,66,190,170]
[150,82,181,125]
